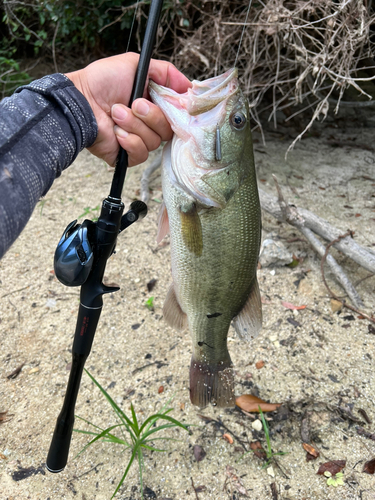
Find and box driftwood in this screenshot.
[140,157,374,311]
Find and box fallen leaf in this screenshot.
[281,301,307,310]
[236,394,281,413]
[287,317,301,327]
[194,485,207,493]
[224,465,249,496]
[363,458,375,474]
[223,433,234,444]
[193,445,206,462]
[256,360,265,369]
[250,441,267,460]
[147,279,157,292]
[270,482,278,500]
[330,299,343,313]
[317,460,346,476]
[0,411,8,423]
[303,443,319,458]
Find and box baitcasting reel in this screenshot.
[54,200,147,287]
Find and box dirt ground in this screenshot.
[1,106,375,500]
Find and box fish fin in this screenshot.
[179,203,203,256]
[232,278,262,341]
[190,357,235,408]
[156,201,170,244]
[163,283,188,331]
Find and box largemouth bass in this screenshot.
[149,69,262,408]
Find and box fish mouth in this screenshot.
[149,68,238,116]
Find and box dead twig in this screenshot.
[320,232,375,321]
[191,477,200,500]
[271,175,366,310]
[6,362,25,379]
[259,189,375,275]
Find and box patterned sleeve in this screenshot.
[0,73,98,259]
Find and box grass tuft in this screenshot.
[74,369,190,499]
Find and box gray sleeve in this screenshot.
[0,73,98,259]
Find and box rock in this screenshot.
[252,419,263,432]
[259,235,294,267]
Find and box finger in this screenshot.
[147,59,192,95]
[131,98,173,141]
[113,127,149,167]
[111,103,162,152]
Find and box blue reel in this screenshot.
[54,220,94,286]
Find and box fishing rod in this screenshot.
[46,0,164,473]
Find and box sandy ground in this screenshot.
[1,109,375,500]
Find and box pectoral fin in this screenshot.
[157,201,170,244]
[232,278,262,341]
[163,283,188,331]
[179,203,203,256]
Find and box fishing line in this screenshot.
[84,0,141,218]
[234,0,253,69]
[126,0,141,53]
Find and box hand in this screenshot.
[65,53,191,166]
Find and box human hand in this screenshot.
[65,53,191,166]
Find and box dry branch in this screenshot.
[165,0,375,143]
[259,189,375,275]
[268,175,366,309]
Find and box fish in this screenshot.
[149,68,262,408]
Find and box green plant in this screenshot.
[144,296,154,310]
[242,406,287,468]
[74,369,189,499]
[0,55,31,97]
[324,471,344,487]
[258,406,287,468]
[78,204,100,220]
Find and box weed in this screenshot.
[241,406,287,469]
[144,296,154,311]
[78,205,100,221]
[324,471,344,487]
[38,199,47,215]
[258,406,287,468]
[74,369,189,499]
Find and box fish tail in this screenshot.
[189,357,235,408]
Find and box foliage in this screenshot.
[0,51,31,98]
[258,406,287,468]
[324,471,345,487]
[1,0,141,58]
[2,0,375,141]
[144,296,155,310]
[74,369,189,499]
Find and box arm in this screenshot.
[0,73,97,259]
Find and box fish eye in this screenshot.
[230,111,246,130]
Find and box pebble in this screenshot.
[252,419,263,432]
[259,236,294,267]
[267,465,275,477]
